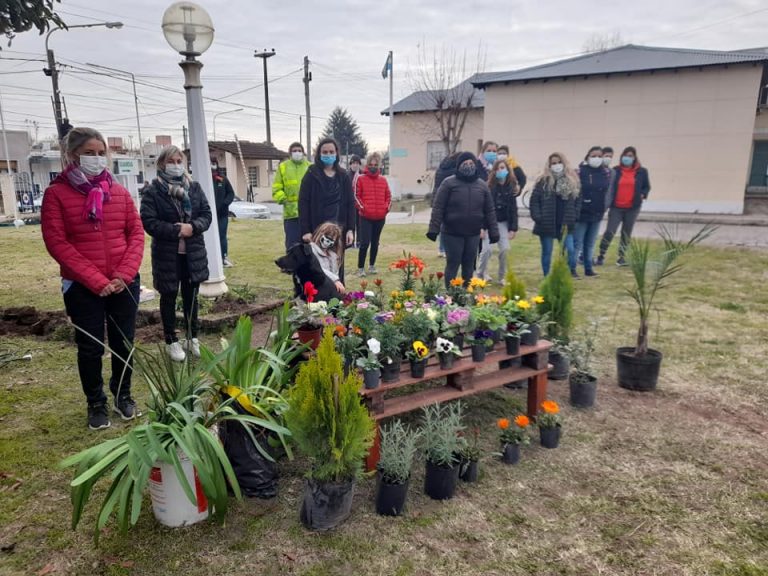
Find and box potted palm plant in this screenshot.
[375,420,421,516]
[618,224,715,391]
[61,346,291,540]
[422,402,466,500]
[284,328,375,531]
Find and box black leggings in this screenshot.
[358,217,385,269]
[159,255,200,344]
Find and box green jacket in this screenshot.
[272,158,310,220]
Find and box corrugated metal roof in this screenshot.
[472,44,768,87]
[382,80,484,115]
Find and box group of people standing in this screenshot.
[428,141,651,285]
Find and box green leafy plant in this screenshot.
[470,305,505,332]
[284,328,375,482]
[497,414,531,446]
[226,283,259,303]
[502,269,527,302]
[538,254,574,340]
[61,346,289,541]
[350,306,378,339]
[356,337,383,370]
[374,321,406,363]
[570,320,599,384]
[421,402,466,467]
[460,427,482,461]
[538,400,562,429]
[626,224,715,356]
[400,310,438,344]
[419,272,442,302]
[378,420,421,485]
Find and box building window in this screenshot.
[248,166,260,187]
[426,140,459,170]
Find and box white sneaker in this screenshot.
[186,338,201,358]
[223,257,234,268]
[166,341,186,362]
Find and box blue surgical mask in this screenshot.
[483,151,497,164]
[320,154,336,166]
[495,169,509,181]
[368,166,378,175]
[621,156,634,167]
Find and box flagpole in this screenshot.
[388,51,393,173]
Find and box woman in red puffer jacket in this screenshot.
[354,152,391,276]
[41,127,144,431]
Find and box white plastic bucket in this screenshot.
[149,452,209,528]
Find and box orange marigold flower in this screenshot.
[450,278,464,287]
[541,400,560,415]
[353,327,363,335]
[497,418,510,430]
[514,415,530,428]
[334,325,347,337]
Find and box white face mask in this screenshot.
[79,155,107,176]
[550,163,564,174]
[291,151,304,162]
[319,234,336,250]
[165,163,185,178]
[602,156,613,167]
[497,153,508,161]
[588,157,603,169]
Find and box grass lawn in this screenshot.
[1,221,767,576]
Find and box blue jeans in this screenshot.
[218,214,229,259]
[539,233,575,276]
[573,221,601,273]
[283,218,301,251]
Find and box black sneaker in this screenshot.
[570,269,580,279]
[585,270,599,277]
[595,255,605,266]
[88,403,111,430]
[114,396,142,420]
[616,257,628,267]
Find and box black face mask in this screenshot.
[456,163,477,182]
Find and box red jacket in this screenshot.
[41,176,145,295]
[355,169,391,221]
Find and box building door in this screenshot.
[748,141,768,187]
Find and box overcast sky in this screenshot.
[1,0,767,152]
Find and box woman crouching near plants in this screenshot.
[41,127,144,430]
[310,221,346,295]
[140,146,212,363]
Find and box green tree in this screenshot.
[1,0,66,47]
[319,107,368,159]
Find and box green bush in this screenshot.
[378,420,421,484]
[502,268,527,302]
[421,402,466,467]
[284,328,375,482]
[539,254,573,340]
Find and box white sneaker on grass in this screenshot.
[166,341,186,362]
[186,338,201,358]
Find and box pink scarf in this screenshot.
[63,163,113,226]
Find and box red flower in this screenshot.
[374,278,383,287]
[436,271,444,279]
[303,281,318,303]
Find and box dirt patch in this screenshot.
[0,307,68,338]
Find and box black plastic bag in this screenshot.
[300,478,355,531]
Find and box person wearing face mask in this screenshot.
[574,146,610,277]
[497,144,528,191]
[298,138,355,280]
[476,141,498,181]
[427,151,499,287]
[601,146,614,169]
[210,158,235,267]
[310,221,346,294]
[530,152,581,277]
[477,159,519,283]
[141,146,212,364]
[273,142,311,250]
[354,152,391,276]
[41,127,144,430]
[431,152,461,258]
[596,146,651,267]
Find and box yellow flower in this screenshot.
[516,299,531,310]
[470,277,487,289]
[390,290,400,298]
[533,295,544,305]
[394,302,402,310]
[467,286,474,293]
[450,278,464,287]
[404,290,415,298]
[413,341,428,359]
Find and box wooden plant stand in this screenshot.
[361,340,552,471]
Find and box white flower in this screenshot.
[367,338,381,355]
[436,337,454,354]
[364,290,375,298]
[307,302,327,313]
[425,308,438,321]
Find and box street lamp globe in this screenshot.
[161,2,214,57]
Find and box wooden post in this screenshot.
[527,372,548,419]
[366,422,381,472]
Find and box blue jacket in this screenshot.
[576,163,610,223]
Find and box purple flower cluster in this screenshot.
[446,308,470,325]
[375,311,396,324]
[474,329,495,339]
[433,296,448,307]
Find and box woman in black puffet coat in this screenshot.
[140,145,212,363]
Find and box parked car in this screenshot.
[228,197,270,220]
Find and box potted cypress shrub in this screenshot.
[284,328,375,531]
[618,224,714,391]
[537,400,563,449]
[539,252,574,374]
[497,414,531,464]
[422,402,466,500]
[375,420,421,516]
[61,346,291,540]
[356,337,383,389]
[569,323,598,408]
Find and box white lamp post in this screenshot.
[162,1,227,297]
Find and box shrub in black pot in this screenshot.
[618,224,714,391]
[375,421,420,516]
[458,427,481,483]
[421,402,465,500]
[375,322,405,383]
[569,325,599,408]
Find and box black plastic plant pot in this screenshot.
[453,334,465,350]
[375,474,409,516]
[380,359,401,383]
[548,350,570,380]
[520,324,540,347]
[505,335,520,356]
[409,359,427,378]
[616,347,662,391]
[300,478,355,531]
[424,460,459,500]
[539,425,561,449]
[569,373,597,408]
[491,329,502,344]
[438,352,455,371]
[459,459,479,483]
[502,443,521,465]
[363,368,380,390]
[471,343,487,363]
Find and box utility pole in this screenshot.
[182,125,189,150]
[253,49,276,144]
[303,56,312,159]
[299,115,303,144]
